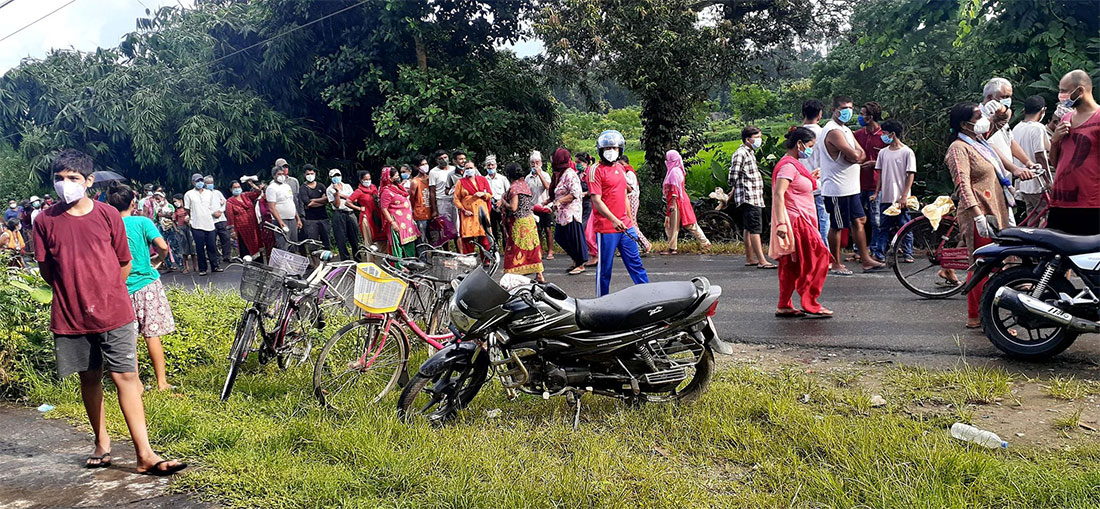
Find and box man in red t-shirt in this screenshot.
[590,130,649,296]
[34,149,186,476]
[1049,69,1100,236]
[853,101,887,259]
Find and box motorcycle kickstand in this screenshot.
[566,391,583,430]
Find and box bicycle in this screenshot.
[312,244,499,410]
[888,169,1053,299]
[219,223,357,401]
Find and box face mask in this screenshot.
[401,172,411,180]
[174,201,182,207]
[751,137,763,149]
[8,203,15,209]
[880,134,894,145]
[419,164,430,173]
[487,168,496,176]
[145,191,153,197]
[798,145,814,159]
[837,108,853,123]
[999,97,1011,109]
[32,201,41,209]
[464,169,476,178]
[361,179,371,187]
[194,181,204,189]
[276,175,287,184]
[857,115,867,127]
[232,188,242,196]
[55,180,86,204]
[1059,88,1083,108]
[602,148,619,162]
[971,117,991,135]
[205,183,214,190]
[331,176,342,185]
[305,174,316,183]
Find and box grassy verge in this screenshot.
[8,286,1100,508]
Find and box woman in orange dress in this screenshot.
[453,162,493,254]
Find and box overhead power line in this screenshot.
[0,0,19,11]
[0,0,79,43]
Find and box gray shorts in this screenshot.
[54,322,139,378]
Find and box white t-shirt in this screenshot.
[211,190,227,224]
[486,173,509,200]
[800,122,824,195]
[265,181,297,221]
[986,123,1013,165]
[525,168,551,205]
[428,166,453,204]
[818,120,861,197]
[1011,120,1049,194]
[183,188,220,231]
[875,145,917,204]
[326,183,353,211]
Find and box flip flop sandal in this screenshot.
[85,452,112,469]
[934,279,962,288]
[757,263,778,269]
[775,309,804,318]
[568,266,586,275]
[862,265,887,273]
[829,269,854,276]
[901,257,915,263]
[138,460,188,476]
[965,322,982,329]
[802,310,834,319]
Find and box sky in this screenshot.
[0,0,194,74]
[0,0,542,75]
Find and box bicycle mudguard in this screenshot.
[416,341,486,378]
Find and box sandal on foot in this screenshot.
[775,309,804,318]
[757,263,778,269]
[802,309,834,319]
[85,451,112,469]
[138,460,188,476]
[862,265,887,273]
[965,322,982,329]
[829,268,854,276]
[568,265,586,275]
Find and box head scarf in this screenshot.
[551,147,575,171]
[663,149,686,189]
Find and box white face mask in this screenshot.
[602,149,619,162]
[305,174,316,183]
[972,117,991,135]
[276,175,287,184]
[418,164,429,173]
[55,179,87,204]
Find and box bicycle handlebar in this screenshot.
[262,221,325,250]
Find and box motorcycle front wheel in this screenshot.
[979,265,1079,360]
[396,351,489,425]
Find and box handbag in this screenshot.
[427,215,458,247]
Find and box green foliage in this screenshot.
[0,259,54,398]
[0,144,43,201]
[559,107,643,152]
[728,83,781,123]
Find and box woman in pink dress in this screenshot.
[662,150,711,254]
[378,167,420,258]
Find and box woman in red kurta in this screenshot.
[348,172,381,249]
[769,127,831,318]
[225,180,268,258]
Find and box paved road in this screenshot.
[162,254,1100,363]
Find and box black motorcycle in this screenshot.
[396,217,727,425]
[969,227,1100,360]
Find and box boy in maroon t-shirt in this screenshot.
[590,130,649,296]
[34,149,186,476]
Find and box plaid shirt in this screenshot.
[728,144,766,207]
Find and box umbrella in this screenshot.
[90,170,126,188]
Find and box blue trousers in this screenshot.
[596,227,649,297]
[814,194,829,248]
[871,204,913,259]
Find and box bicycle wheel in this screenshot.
[426,288,454,337]
[277,297,317,370]
[891,215,966,299]
[313,317,409,410]
[318,264,356,316]
[221,308,260,401]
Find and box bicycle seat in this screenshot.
[574,282,699,332]
[284,278,310,291]
[996,228,1100,255]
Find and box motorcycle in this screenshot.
[970,227,1100,360]
[396,213,728,425]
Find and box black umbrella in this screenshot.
[90,170,126,188]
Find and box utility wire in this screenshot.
[0,0,79,43]
[0,0,19,11]
[0,0,370,142]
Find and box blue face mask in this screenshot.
[401,172,410,180]
[999,98,1011,109]
[194,181,204,190]
[799,145,814,159]
[857,115,867,127]
[232,188,242,196]
[205,183,214,190]
[837,108,853,123]
[880,134,894,145]
[331,176,342,185]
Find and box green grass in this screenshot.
[1044,376,1100,401]
[884,364,1014,406]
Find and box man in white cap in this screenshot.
[266,165,302,251]
[274,157,303,218]
[326,168,361,260]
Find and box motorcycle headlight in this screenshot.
[448,297,478,332]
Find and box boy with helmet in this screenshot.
[589,130,649,296]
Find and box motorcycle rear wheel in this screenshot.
[645,347,714,403]
[979,265,1079,360]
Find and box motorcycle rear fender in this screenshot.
[417,341,484,378]
[963,245,1053,293]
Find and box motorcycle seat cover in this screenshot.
[574,282,698,332]
[998,228,1100,255]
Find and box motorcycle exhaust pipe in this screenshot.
[993,287,1100,333]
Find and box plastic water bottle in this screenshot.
[950,423,1008,449]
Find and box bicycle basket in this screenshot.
[239,263,288,306]
[422,251,479,281]
[938,247,971,270]
[270,248,310,275]
[353,263,408,313]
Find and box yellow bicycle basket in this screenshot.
[353,263,407,313]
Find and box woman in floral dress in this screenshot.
[500,163,544,282]
[378,167,420,259]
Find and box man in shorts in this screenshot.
[34,149,186,476]
[728,126,776,268]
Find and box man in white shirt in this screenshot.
[1011,95,1052,217]
[801,99,828,247]
[326,168,361,261]
[870,120,917,263]
[428,150,458,246]
[183,173,222,275]
[204,175,232,264]
[274,157,303,218]
[266,165,301,251]
[525,150,553,258]
[483,155,508,242]
[819,96,883,274]
[980,78,1045,226]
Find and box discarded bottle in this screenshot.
[950,422,1008,449]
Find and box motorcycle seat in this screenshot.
[997,228,1100,255]
[574,282,699,332]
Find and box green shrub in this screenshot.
[0,259,55,399]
